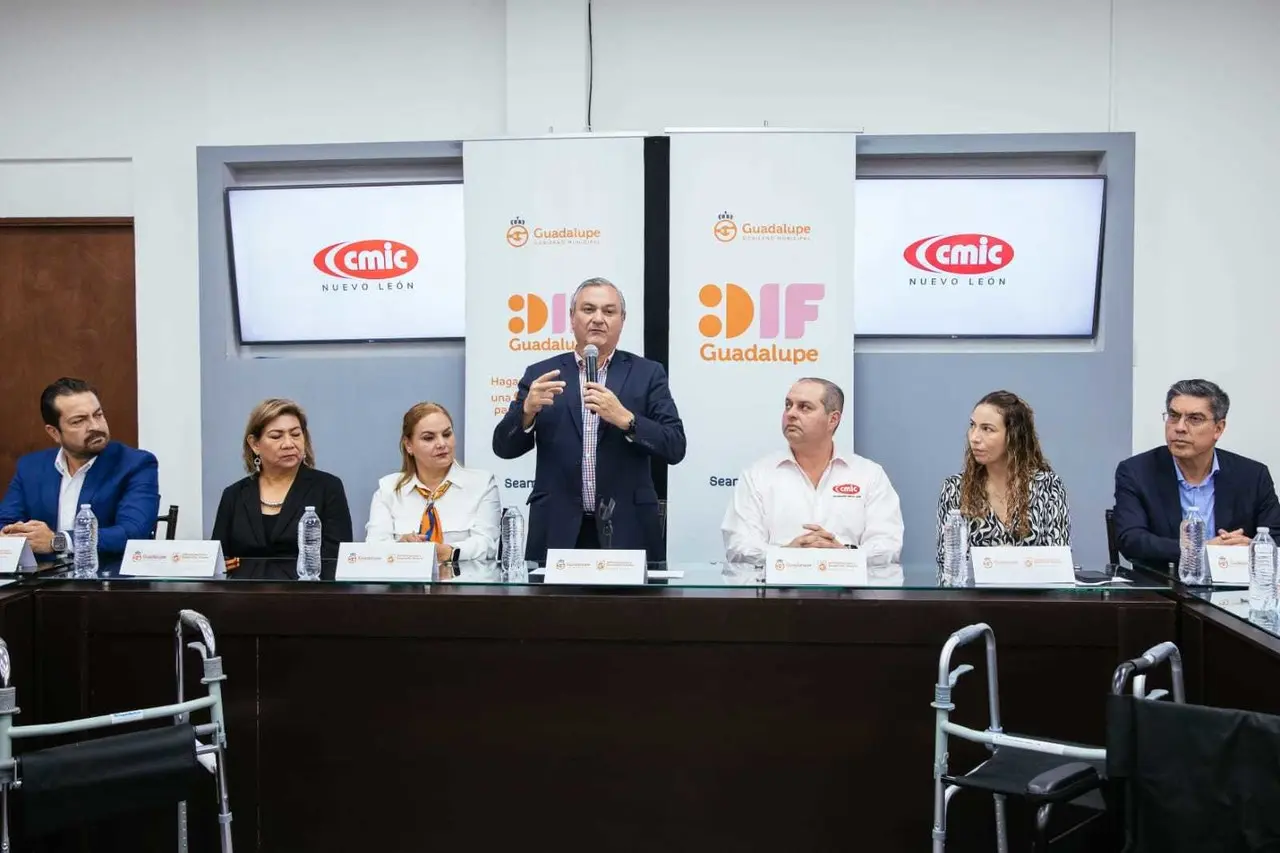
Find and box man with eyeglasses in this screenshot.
[1113,378,1280,569]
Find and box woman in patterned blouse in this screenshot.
[935,390,1072,567]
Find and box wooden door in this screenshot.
[0,218,137,489]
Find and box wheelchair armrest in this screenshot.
[1026,761,1100,801]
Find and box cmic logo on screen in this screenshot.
[313,240,419,292]
[507,293,575,352]
[903,233,1014,287]
[698,283,824,364]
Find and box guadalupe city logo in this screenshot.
[713,211,811,243]
[506,216,601,247]
[313,240,419,293]
[903,233,1014,287]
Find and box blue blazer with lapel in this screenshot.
[0,442,160,555]
[1113,445,1280,568]
[492,349,686,562]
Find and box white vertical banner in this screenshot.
[464,136,647,509]
[666,130,857,561]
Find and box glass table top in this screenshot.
[17,557,1175,592]
[1188,586,1280,640]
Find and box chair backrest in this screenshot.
[1107,694,1280,852]
[1104,507,1120,565]
[155,505,179,541]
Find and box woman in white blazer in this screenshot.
[365,402,501,562]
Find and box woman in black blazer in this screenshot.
[212,398,353,580]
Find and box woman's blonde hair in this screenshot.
[242,398,316,474]
[395,402,455,492]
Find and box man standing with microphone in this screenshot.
[493,277,686,562]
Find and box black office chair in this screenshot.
[1098,645,1280,852]
[1105,692,1280,851]
[155,505,179,541]
[1104,508,1120,565]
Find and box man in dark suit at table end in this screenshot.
[1114,378,1280,569]
[493,276,686,563]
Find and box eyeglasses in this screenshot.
[1162,411,1214,428]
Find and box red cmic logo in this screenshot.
[904,234,1014,275]
[313,240,419,280]
[833,483,861,496]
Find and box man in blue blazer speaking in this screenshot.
[1113,378,1280,569]
[493,277,686,563]
[0,378,160,558]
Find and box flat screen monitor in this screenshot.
[853,176,1106,338]
[226,181,465,344]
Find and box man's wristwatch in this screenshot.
[624,416,637,437]
[52,531,70,553]
[449,547,460,563]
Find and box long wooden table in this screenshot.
[6,578,1184,853]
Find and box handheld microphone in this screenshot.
[583,344,599,384]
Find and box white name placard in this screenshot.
[971,546,1076,586]
[764,547,868,586]
[121,540,226,578]
[1206,545,1250,586]
[336,542,436,581]
[0,537,37,574]
[543,549,646,585]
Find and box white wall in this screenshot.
[1111,0,1280,460]
[0,0,507,535]
[2,0,1278,530]
[590,0,1280,467]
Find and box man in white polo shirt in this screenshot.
[721,377,904,566]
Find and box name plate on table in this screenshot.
[544,549,646,585]
[0,537,37,573]
[764,547,868,586]
[972,546,1075,585]
[336,542,436,581]
[1206,545,1249,586]
[122,540,226,578]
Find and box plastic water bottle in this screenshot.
[296,506,322,581]
[1249,526,1278,623]
[500,506,526,579]
[1178,506,1210,585]
[940,509,971,587]
[72,504,98,579]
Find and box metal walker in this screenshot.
[0,609,232,852]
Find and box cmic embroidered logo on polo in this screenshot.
[697,283,824,363]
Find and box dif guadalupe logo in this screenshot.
[506,293,574,352]
[697,283,824,363]
[313,240,419,293]
[712,211,811,243]
[903,233,1014,287]
[505,216,601,247]
[491,291,575,418]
